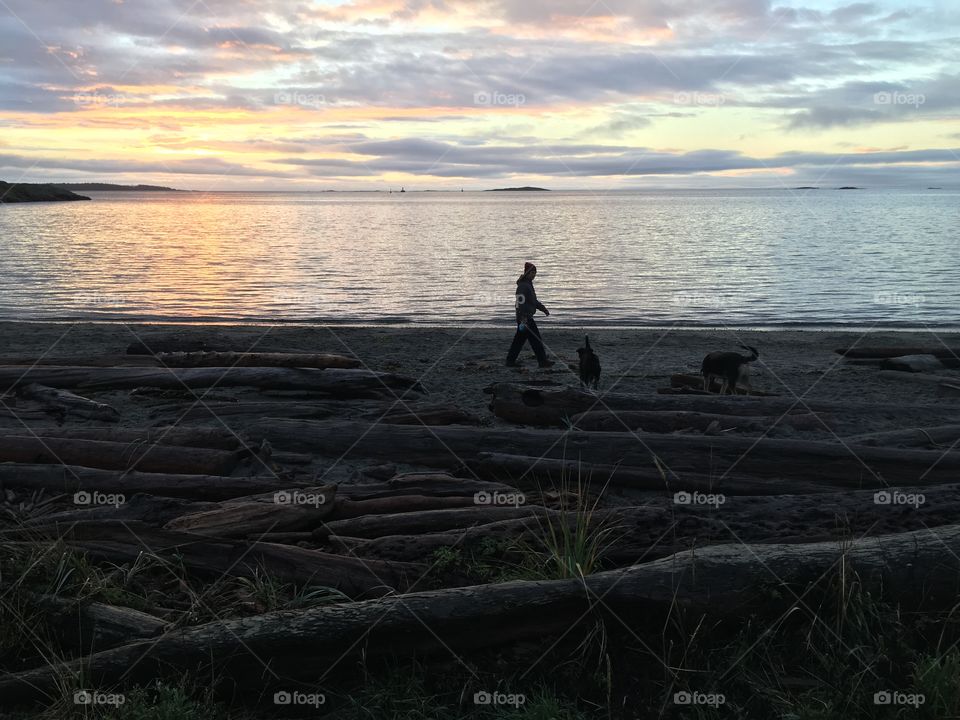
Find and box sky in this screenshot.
[0,0,958,190]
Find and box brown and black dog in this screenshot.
[701,345,759,395]
[577,335,601,389]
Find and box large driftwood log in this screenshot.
[0,366,424,398]
[21,494,218,527]
[0,436,239,475]
[484,382,958,428]
[670,373,779,396]
[878,370,959,386]
[0,464,299,500]
[328,495,478,520]
[570,409,823,434]
[474,452,830,495]
[165,486,336,538]
[316,506,554,539]
[32,594,168,652]
[880,355,948,372]
[26,426,245,451]
[251,420,960,487]
[154,401,345,422]
[154,351,360,369]
[336,473,520,500]
[20,383,119,422]
[24,520,420,599]
[5,524,960,702]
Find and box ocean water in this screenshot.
[0,188,957,328]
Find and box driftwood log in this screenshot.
[0,436,239,475]
[153,351,360,369]
[252,420,960,487]
[5,524,960,702]
[316,506,555,539]
[25,426,246,451]
[0,464,299,500]
[844,424,960,448]
[670,373,779,396]
[19,383,119,422]
[0,367,424,398]
[837,346,960,359]
[569,409,823,434]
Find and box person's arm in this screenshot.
[536,300,549,315]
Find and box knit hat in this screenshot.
[523,262,537,274]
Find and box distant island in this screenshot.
[486,186,550,192]
[838,186,861,190]
[794,186,819,190]
[53,183,181,192]
[0,181,91,203]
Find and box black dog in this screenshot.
[577,335,601,389]
[701,345,759,395]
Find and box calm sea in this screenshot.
[1,189,957,328]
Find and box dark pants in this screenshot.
[506,316,547,364]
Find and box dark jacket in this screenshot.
[515,277,547,323]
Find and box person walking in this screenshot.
[506,262,555,368]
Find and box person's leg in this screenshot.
[506,325,527,365]
[525,318,550,365]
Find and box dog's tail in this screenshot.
[740,344,759,361]
[584,334,591,351]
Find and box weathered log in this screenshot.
[5,524,960,702]
[336,473,520,501]
[880,355,947,373]
[252,420,960,487]
[26,520,419,599]
[25,426,245,451]
[845,424,960,448]
[22,494,218,527]
[31,594,168,651]
[0,464,299,500]
[0,366,424,398]
[569,409,823,434]
[0,355,161,367]
[154,351,360,369]
[165,486,336,538]
[328,495,478,520]
[474,452,830,495]
[377,403,483,426]
[316,506,553,539]
[837,346,960,359]
[20,383,119,422]
[484,382,955,428]
[878,370,959,386]
[155,401,343,422]
[0,436,239,475]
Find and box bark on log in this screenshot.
[0,436,239,475]
[252,420,960,487]
[0,355,161,367]
[0,366,424,398]
[570,409,823,434]
[336,473,520,501]
[0,464,299,500]
[878,370,959,386]
[22,494,218,527]
[20,383,119,422]
[154,351,360,369]
[377,404,483,426]
[155,402,343,422]
[31,594,168,651]
[5,524,960,702]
